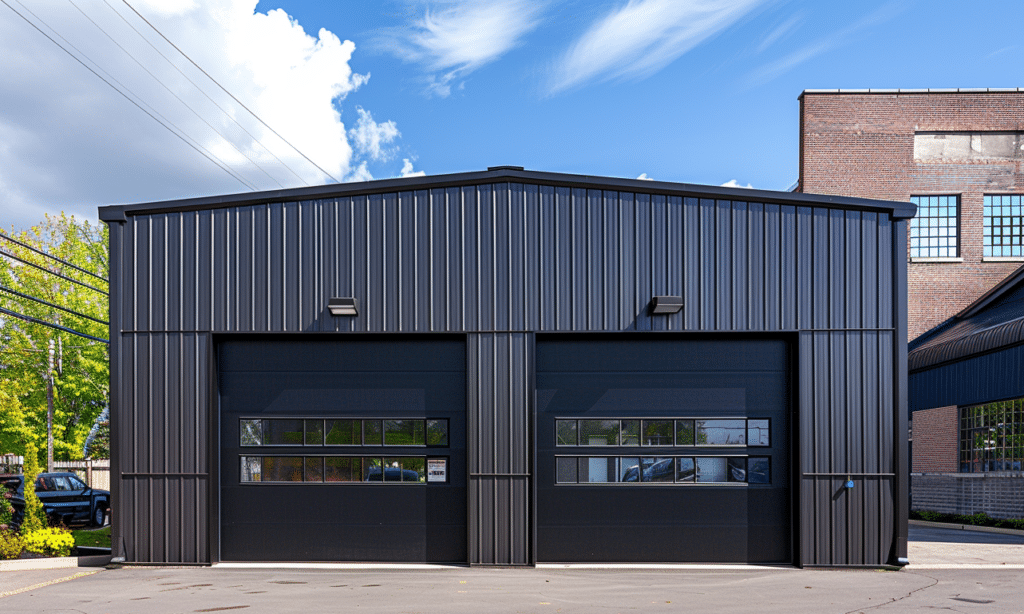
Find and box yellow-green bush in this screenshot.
[20,442,47,534]
[0,530,24,560]
[23,527,74,557]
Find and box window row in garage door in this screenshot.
[240,418,449,446]
[555,455,770,484]
[239,455,448,483]
[556,418,770,447]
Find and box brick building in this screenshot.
[799,89,1024,340]
[799,89,1024,519]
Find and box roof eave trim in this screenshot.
[96,168,914,220]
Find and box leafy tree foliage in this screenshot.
[20,442,46,533]
[0,214,108,459]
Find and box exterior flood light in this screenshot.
[327,297,358,316]
[650,296,683,314]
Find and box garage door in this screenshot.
[219,338,466,563]
[536,337,790,563]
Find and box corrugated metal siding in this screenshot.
[910,342,1024,412]
[110,182,904,566]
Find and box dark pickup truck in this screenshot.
[0,472,110,528]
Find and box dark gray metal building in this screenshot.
[99,167,914,567]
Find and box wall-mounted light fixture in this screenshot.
[327,297,359,316]
[650,296,683,314]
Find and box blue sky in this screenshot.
[1,0,1022,229]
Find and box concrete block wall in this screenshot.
[911,406,958,472]
[912,473,1024,519]
[799,91,1024,340]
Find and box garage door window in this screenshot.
[241,418,449,447]
[556,418,770,447]
[555,456,770,485]
[241,455,433,484]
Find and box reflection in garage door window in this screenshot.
[240,420,261,446]
[325,457,361,482]
[580,420,619,445]
[556,457,578,483]
[642,421,673,446]
[675,420,695,445]
[579,457,617,482]
[304,457,324,482]
[747,457,770,484]
[263,456,304,481]
[363,420,383,445]
[696,457,727,482]
[555,420,577,446]
[379,457,426,482]
[620,420,640,446]
[676,458,695,482]
[241,456,261,482]
[384,420,425,445]
[747,420,770,447]
[426,420,449,446]
[619,457,640,482]
[263,420,305,445]
[642,457,674,482]
[305,420,324,446]
[325,420,360,445]
[696,420,746,446]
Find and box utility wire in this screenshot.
[0,248,108,295]
[100,0,313,187]
[0,231,107,282]
[68,0,285,189]
[0,306,109,344]
[121,0,343,184]
[0,0,257,191]
[0,284,109,326]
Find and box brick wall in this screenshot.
[799,92,1024,340]
[911,405,958,472]
[912,473,1024,519]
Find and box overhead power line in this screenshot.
[68,0,286,189]
[0,248,108,295]
[0,230,108,282]
[121,0,343,184]
[0,284,108,326]
[0,306,109,344]
[100,0,314,187]
[0,0,257,191]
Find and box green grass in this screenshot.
[71,525,110,549]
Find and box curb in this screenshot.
[910,519,1024,537]
[0,557,78,572]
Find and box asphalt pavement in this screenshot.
[0,524,1021,614]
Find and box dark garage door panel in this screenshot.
[536,337,791,564]
[218,338,466,563]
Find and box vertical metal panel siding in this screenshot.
[467,333,531,565]
[113,182,900,565]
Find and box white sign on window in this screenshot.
[427,458,447,483]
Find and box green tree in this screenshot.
[20,442,46,533]
[0,214,108,459]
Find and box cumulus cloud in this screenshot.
[381,0,545,97]
[636,173,654,180]
[721,179,753,188]
[400,159,426,177]
[0,0,402,229]
[349,107,400,161]
[548,0,764,94]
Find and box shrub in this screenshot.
[0,488,13,529]
[20,442,47,534]
[23,527,75,557]
[0,530,25,560]
[911,510,1024,530]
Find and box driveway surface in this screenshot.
[0,523,1022,613]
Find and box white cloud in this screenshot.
[548,0,764,94]
[0,0,400,229]
[400,159,426,177]
[381,1,545,97]
[721,179,753,188]
[349,107,400,161]
[636,173,654,180]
